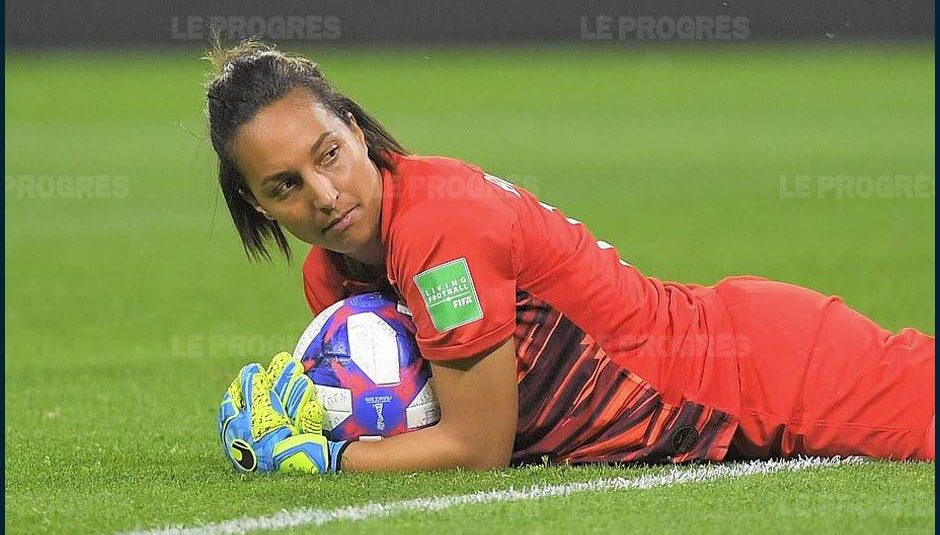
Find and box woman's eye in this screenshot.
[323,145,340,165]
[274,180,295,197]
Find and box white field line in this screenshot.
[120,457,862,535]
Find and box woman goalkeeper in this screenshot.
[208,42,934,474]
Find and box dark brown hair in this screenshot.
[205,40,407,262]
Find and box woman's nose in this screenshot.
[303,172,339,212]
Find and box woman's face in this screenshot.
[231,87,384,264]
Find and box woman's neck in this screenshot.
[333,252,385,282]
[344,247,385,268]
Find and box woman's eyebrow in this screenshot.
[309,131,334,156]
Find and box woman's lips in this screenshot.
[324,206,357,234]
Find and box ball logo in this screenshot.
[373,402,386,431]
[365,394,392,431]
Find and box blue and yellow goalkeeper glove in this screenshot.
[217,353,349,474]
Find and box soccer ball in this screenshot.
[292,292,441,441]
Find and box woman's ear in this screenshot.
[239,188,275,221]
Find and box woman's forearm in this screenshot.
[340,421,509,472]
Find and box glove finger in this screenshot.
[226,372,246,411]
[248,365,293,441]
[218,391,238,434]
[283,372,313,421]
[267,352,300,401]
[280,368,325,435]
[238,363,265,414]
[295,383,326,436]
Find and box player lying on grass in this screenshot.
[208,42,935,474]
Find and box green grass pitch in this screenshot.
[5,44,934,534]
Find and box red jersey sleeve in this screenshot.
[387,199,520,361]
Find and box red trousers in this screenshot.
[713,277,935,461]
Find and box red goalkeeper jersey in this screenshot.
[302,153,741,464]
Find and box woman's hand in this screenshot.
[217,353,348,474]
